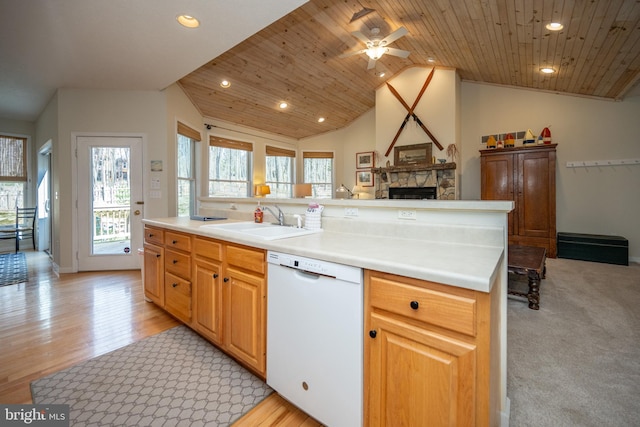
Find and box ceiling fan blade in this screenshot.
[351,31,372,45]
[385,47,410,58]
[367,57,377,70]
[339,49,367,59]
[381,27,408,45]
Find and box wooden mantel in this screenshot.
[372,162,456,174]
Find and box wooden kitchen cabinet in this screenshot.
[192,236,267,377]
[143,226,164,306]
[481,144,557,257]
[163,231,193,324]
[223,243,267,376]
[364,270,498,427]
[193,237,224,345]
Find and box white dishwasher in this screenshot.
[266,251,363,427]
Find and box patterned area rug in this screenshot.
[31,326,273,426]
[0,252,28,287]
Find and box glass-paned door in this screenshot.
[77,136,143,271]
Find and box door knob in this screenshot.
[134,210,141,215]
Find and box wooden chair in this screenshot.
[16,207,37,251]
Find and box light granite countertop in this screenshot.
[143,216,504,293]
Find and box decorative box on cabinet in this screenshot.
[480,144,557,257]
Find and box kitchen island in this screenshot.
[143,197,513,426]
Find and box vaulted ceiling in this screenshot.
[179,0,640,140]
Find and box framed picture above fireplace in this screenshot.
[356,170,374,187]
[356,151,375,169]
[394,143,432,166]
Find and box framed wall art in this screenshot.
[356,170,374,187]
[394,143,432,166]
[356,151,375,169]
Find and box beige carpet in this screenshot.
[508,257,640,426]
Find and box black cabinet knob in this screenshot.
[369,330,377,338]
[410,300,419,310]
[172,240,177,244]
[156,254,160,258]
[223,277,230,283]
[172,260,178,264]
[172,283,178,288]
[213,273,219,279]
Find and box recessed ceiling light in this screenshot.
[318,117,325,123]
[220,80,231,88]
[540,67,556,74]
[427,57,436,63]
[378,72,386,78]
[546,22,563,31]
[279,102,288,109]
[177,14,200,28]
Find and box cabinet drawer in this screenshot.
[194,237,223,262]
[165,272,192,323]
[165,248,191,280]
[165,231,191,252]
[226,244,265,275]
[144,226,164,245]
[369,274,476,336]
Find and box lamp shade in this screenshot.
[293,183,312,198]
[255,185,271,197]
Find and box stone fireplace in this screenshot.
[372,163,456,200]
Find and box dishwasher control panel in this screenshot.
[267,251,362,284]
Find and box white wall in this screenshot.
[54,88,167,272]
[375,66,458,165]
[460,83,640,261]
[165,84,204,216]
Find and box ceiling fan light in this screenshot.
[366,46,387,60]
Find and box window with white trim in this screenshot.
[0,135,27,224]
[303,151,333,199]
[265,145,295,198]
[208,136,252,197]
[176,122,200,217]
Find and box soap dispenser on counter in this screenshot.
[254,202,264,223]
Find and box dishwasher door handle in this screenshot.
[293,269,322,281]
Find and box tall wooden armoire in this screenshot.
[480,144,557,257]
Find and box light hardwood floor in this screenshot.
[0,251,321,426]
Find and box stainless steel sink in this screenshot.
[201,221,322,240]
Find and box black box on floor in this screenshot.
[557,232,628,266]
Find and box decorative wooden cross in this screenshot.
[385,67,444,156]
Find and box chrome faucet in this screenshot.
[263,205,285,226]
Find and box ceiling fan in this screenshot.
[340,27,410,69]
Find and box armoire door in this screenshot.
[481,153,515,236]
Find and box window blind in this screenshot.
[0,136,27,182]
[266,145,296,157]
[209,136,253,152]
[177,122,201,141]
[303,151,333,159]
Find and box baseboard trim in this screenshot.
[500,397,511,427]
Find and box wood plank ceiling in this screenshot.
[179,0,640,140]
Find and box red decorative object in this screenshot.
[541,127,552,144]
